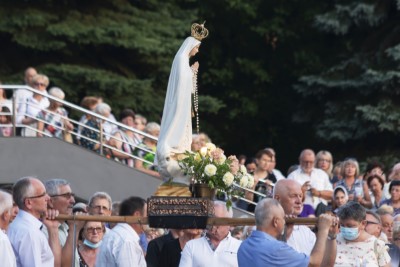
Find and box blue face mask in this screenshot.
[83,239,102,249]
[340,226,359,241]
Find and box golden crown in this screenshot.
[191,21,209,41]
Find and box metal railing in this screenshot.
[1,85,267,214]
[1,85,158,167]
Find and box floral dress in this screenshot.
[335,234,391,266]
[37,107,68,139]
[80,119,100,153]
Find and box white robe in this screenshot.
[156,36,201,183]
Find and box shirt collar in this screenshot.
[205,231,231,251]
[18,210,43,229]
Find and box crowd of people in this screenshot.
[0,67,160,175]
[2,67,400,266]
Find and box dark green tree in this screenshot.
[295,0,400,163]
[0,0,223,120]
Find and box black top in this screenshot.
[247,173,276,212]
[146,232,176,267]
[160,238,182,267]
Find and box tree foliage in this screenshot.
[0,0,223,121]
[1,0,399,170]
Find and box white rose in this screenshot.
[246,174,255,188]
[239,175,249,187]
[200,147,208,157]
[204,164,217,177]
[214,154,226,165]
[223,172,234,186]
[240,165,247,174]
[206,142,216,152]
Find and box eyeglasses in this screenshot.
[319,159,331,163]
[34,82,46,87]
[90,205,110,211]
[366,221,380,225]
[25,192,47,200]
[86,227,103,234]
[50,192,75,199]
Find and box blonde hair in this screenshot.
[315,150,333,175]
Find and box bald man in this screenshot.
[273,179,316,255]
[238,198,336,267]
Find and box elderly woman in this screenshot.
[133,122,160,177]
[37,87,73,139]
[335,202,391,266]
[335,158,372,209]
[80,102,112,153]
[368,174,387,211]
[78,221,105,267]
[315,150,337,184]
[380,180,400,217]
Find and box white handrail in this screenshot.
[1,85,158,168]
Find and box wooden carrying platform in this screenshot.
[147,196,214,229]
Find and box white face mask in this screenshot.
[83,239,102,249]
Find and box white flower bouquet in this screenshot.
[178,143,254,208]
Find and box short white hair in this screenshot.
[88,192,112,211]
[213,200,233,218]
[95,103,111,116]
[0,190,13,215]
[49,87,65,99]
[255,198,281,227]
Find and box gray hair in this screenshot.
[366,210,382,224]
[255,198,281,227]
[0,190,13,215]
[341,158,360,178]
[337,201,366,222]
[89,192,112,211]
[13,177,36,209]
[376,204,394,216]
[135,114,147,125]
[95,103,111,117]
[299,149,315,161]
[213,200,233,218]
[49,87,65,100]
[144,122,160,136]
[44,179,70,196]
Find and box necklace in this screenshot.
[192,67,199,134]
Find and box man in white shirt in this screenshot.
[14,67,37,113]
[179,201,242,267]
[0,190,17,267]
[16,74,50,137]
[96,196,147,267]
[273,179,316,255]
[8,177,61,267]
[287,149,333,212]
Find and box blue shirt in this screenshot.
[238,230,309,267]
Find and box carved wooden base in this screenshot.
[147,196,214,229]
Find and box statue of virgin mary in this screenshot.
[156,23,208,185]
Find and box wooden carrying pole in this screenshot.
[55,215,318,226]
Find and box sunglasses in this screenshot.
[34,82,46,87]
